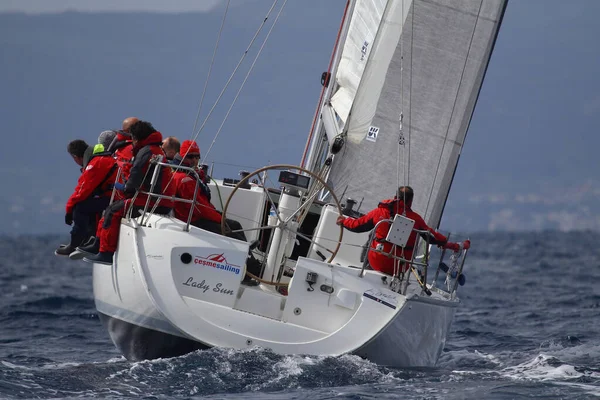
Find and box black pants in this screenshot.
[72,196,110,241]
[103,199,172,229]
[191,218,247,242]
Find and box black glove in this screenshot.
[65,213,73,225]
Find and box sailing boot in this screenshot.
[54,234,86,257]
[83,251,114,265]
[74,236,100,257]
[55,244,76,256]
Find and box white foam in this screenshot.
[40,362,82,370]
[273,356,304,377]
[501,354,582,381]
[479,350,502,364]
[443,349,504,369]
[106,356,127,364]
[1,361,29,369]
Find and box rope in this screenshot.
[207,160,261,170]
[423,0,483,223]
[190,0,231,136]
[203,0,288,163]
[245,271,289,287]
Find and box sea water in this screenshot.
[1,232,599,399]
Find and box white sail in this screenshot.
[324,0,507,228]
[330,0,389,123]
[333,0,412,143]
[307,0,411,161]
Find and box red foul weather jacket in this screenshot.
[112,133,133,182]
[65,152,117,214]
[124,131,174,209]
[173,168,221,224]
[342,198,450,275]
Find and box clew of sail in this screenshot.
[322,0,507,228]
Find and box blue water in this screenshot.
[1,232,599,399]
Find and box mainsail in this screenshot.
[310,0,507,228]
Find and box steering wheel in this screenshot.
[221,164,344,285]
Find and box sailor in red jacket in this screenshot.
[172,140,248,242]
[171,140,261,279]
[82,120,174,265]
[172,140,222,225]
[56,136,117,256]
[107,117,138,186]
[336,186,468,275]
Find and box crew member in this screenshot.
[57,134,117,256]
[337,186,469,275]
[83,121,174,264]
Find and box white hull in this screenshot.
[354,295,457,366]
[93,214,459,367]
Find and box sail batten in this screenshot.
[320,0,507,228]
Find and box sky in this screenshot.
[0,0,223,14]
[1,0,599,234]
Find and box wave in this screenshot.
[441,342,600,384]
[2,346,600,399]
[500,353,600,382]
[1,232,599,399]
[106,347,401,395]
[1,349,409,399]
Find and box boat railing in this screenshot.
[429,232,452,286]
[108,156,204,232]
[358,218,469,296]
[358,219,426,294]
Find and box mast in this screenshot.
[302,0,356,172]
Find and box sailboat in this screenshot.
[90,0,507,367]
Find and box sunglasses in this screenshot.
[185,154,200,159]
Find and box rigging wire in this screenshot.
[187,0,279,152]
[407,0,415,189]
[203,0,289,163]
[397,0,407,215]
[148,1,280,216]
[190,0,232,136]
[423,0,483,223]
[395,0,408,268]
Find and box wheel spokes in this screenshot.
[221,164,345,283]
